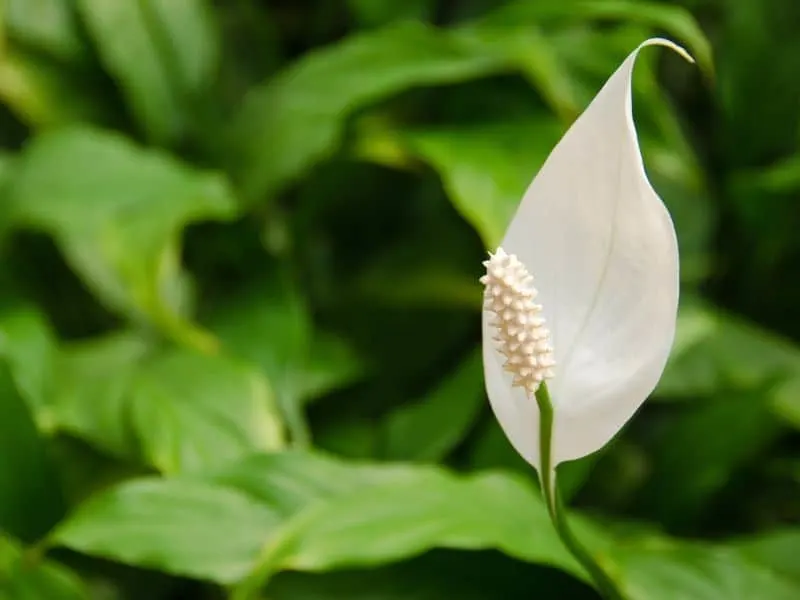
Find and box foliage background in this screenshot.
[1,0,799,598]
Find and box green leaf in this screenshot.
[0,1,110,127]
[0,361,64,542]
[477,0,713,78]
[54,333,148,461]
[0,306,64,541]
[6,127,238,350]
[265,551,594,599]
[4,0,89,64]
[0,48,108,127]
[658,300,800,429]
[51,478,282,584]
[210,277,364,446]
[401,119,563,248]
[611,542,800,600]
[0,534,88,600]
[54,333,285,473]
[636,390,781,528]
[382,349,484,461]
[232,469,606,597]
[227,21,511,203]
[76,0,219,144]
[0,304,58,417]
[733,529,800,584]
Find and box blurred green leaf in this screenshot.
[227,21,512,203]
[51,478,282,584]
[0,534,88,600]
[347,0,433,29]
[733,529,800,584]
[265,551,596,600]
[0,48,107,127]
[382,349,483,461]
[0,0,109,127]
[76,0,219,144]
[54,332,285,473]
[0,304,57,417]
[477,0,713,78]
[0,354,64,542]
[658,300,800,429]
[611,542,800,600]
[6,127,238,350]
[636,390,781,528]
[401,119,562,248]
[4,0,88,63]
[210,277,364,447]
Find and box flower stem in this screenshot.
[534,384,625,600]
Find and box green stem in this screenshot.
[535,383,624,600]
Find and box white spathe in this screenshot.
[482,39,691,470]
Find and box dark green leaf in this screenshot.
[0,306,64,542]
[382,349,484,461]
[228,21,511,203]
[0,49,107,127]
[636,390,781,528]
[6,127,238,350]
[477,0,713,77]
[0,363,64,542]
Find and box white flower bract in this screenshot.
[481,39,692,472]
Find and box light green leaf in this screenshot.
[54,333,285,473]
[76,0,219,144]
[0,304,58,417]
[227,21,511,203]
[130,347,285,473]
[51,478,282,584]
[210,277,364,446]
[0,534,88,600]
[733,529,800,584]
[54,333,149,461]
[382,349,484,461]
[611,542,800,600]
[232,469,606,597]
[4,0,89,64]
[6,127,238,350]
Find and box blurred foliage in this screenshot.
[0,0,799,599]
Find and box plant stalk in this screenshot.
[534,383,624,600]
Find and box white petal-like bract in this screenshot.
[483,39,690,469]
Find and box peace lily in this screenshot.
[481,39,694,598]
